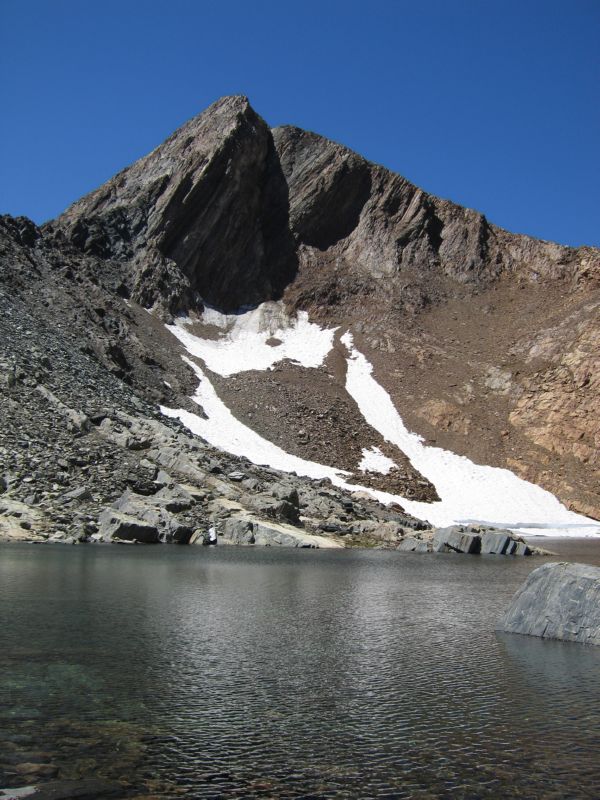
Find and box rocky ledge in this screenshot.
[497,562,600,645]
[397,524,549,555]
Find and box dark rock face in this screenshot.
[497,562,600,645]
[97,509,160,543]
[432,525,535,555]
[273,126,373,250]
[52,96,298,313]
[272,124,590,318]
[51,95,592,323]
[396,526,544,555]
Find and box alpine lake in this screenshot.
[2,539,600,799]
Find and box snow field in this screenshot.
[358,447,398,475]
[166,304,336,377]
[161,358,352,484]
[341,332,600,536]
[161,304,600,537]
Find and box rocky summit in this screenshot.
[1,95,599,548]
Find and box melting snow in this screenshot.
[166,304,335,376]
[161,303,600,538]
[358,447,397,475]
[341,332,600,537]
[161,358,352,483]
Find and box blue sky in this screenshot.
[1,0,598,247]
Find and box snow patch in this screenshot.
[341,332,600,538]
[166,303,336,377]
[160,305,599,539]
[161,358,352,484]
[358,447,397,475]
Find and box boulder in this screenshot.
[433,526,481,554]
[96,509,160,543]
[109,488,193,543]
[431,525,535,555]
[59,486,92,504]
[397,537,431,552]
[219,515,343,548]
[246,492,300,525]
[159,519,193,545]
[514,541,532,556]
[0,498,49,542]
[153,484,195,512]
[301,493,338,518]
[270,482,300,507]
[228,470,245,482]
[252,521,312,547]
[222,517,255,545]
[497,562,600,645]
[480,530,513,554]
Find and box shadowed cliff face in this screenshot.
[33,95,600,519]
[53,96,298,313]
[273,126,373,250]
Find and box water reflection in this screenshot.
[1,543,600,797]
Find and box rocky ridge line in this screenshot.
[2,94,599,527]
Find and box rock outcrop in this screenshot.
[397,525,545,555]
[220,515,343,548]
[51,96,297,314]
[497,562,600,645]
[96,509,161,544]
[273,124,591,309]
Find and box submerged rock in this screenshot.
[497,562,600,645]
[4,779,123,799]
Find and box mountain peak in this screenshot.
[1,95,599,544]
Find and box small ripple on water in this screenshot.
[2,544,600,797]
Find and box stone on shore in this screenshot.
[497,562,600,645]
[429,524,536,555]
[397,537,432,552]
[96,509,160,543]
[219,515,343,548]
[433,526,481,554]
[2,778,123,799]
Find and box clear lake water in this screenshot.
[1,540,600,798]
